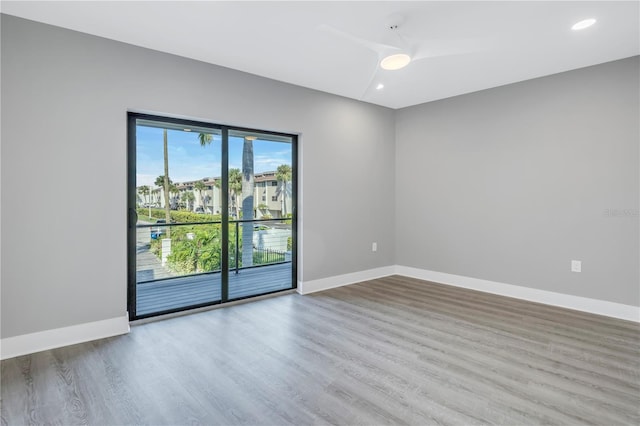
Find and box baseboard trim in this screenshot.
[3,265,636,360]
[297,265,639,322]
[1,314,130,360]
[396,266,640,323]
[297,266,396,295]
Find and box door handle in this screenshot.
[129,208,138,229]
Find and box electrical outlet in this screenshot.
[571,260,581,273]
[372,242,377,252]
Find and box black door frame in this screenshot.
[127,112,298,320]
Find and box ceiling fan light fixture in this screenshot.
[572,18,596,30]
[380,53,411,70]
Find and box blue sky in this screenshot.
[136,126,292,187]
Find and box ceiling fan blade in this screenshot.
[411,37,492,61]
[318,24,401,54]
[359,58,383,100]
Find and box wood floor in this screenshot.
[2,275,639,425]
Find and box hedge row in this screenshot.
[137,208,221,224]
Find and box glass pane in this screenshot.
[227,131,293,300]
[136,223,223,316]
[130,118,295,319]
[135,122,222,315]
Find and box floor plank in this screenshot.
[136,262,292,316]
[2,275,639,425]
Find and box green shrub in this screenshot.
[165,224,223,274]
[170,211,221,223]
[136,207,221,224]
[143,212,291,275]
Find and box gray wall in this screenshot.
[396,57,639,306]
[0,15,396,338]
[2,14,638,341]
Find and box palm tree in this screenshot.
[200,132,255,267]
[181,192,195,211]
[228,168,242,218]
[151,188,160,206]
[199,133,222,215]
[154,175,172,188]
[241,137,255,267]
[275,164,292,217]
[138,185,150,206]
[138,185,151,217]
[168,183,179,210]
[194,181,206,211]
[154,175,173,207]
[161,130,172,237]
[198,133,214,147]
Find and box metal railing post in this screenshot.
[235,221,239,275]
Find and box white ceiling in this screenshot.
[2,1,639,109]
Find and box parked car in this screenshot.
[195,206,205,214]
[150,219,166,239]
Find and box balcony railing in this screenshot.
[135,216,292,283]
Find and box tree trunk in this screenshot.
[163,129,171,238]
[241,137,254,267]
[283,182,287,216]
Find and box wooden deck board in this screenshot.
[136,263,293,316]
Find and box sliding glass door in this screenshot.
[127,113,296,320]
[226,130,294,300]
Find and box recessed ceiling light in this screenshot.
[380,53,411,71]
[184,128,191,132]
[572,18,596,30]
[376,83,384,90]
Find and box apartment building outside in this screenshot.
[137,171,292,219]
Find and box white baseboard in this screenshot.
[3,265,637,360]
[1,314,130,360]
[297,265,396,295]
[396,266,640,323]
